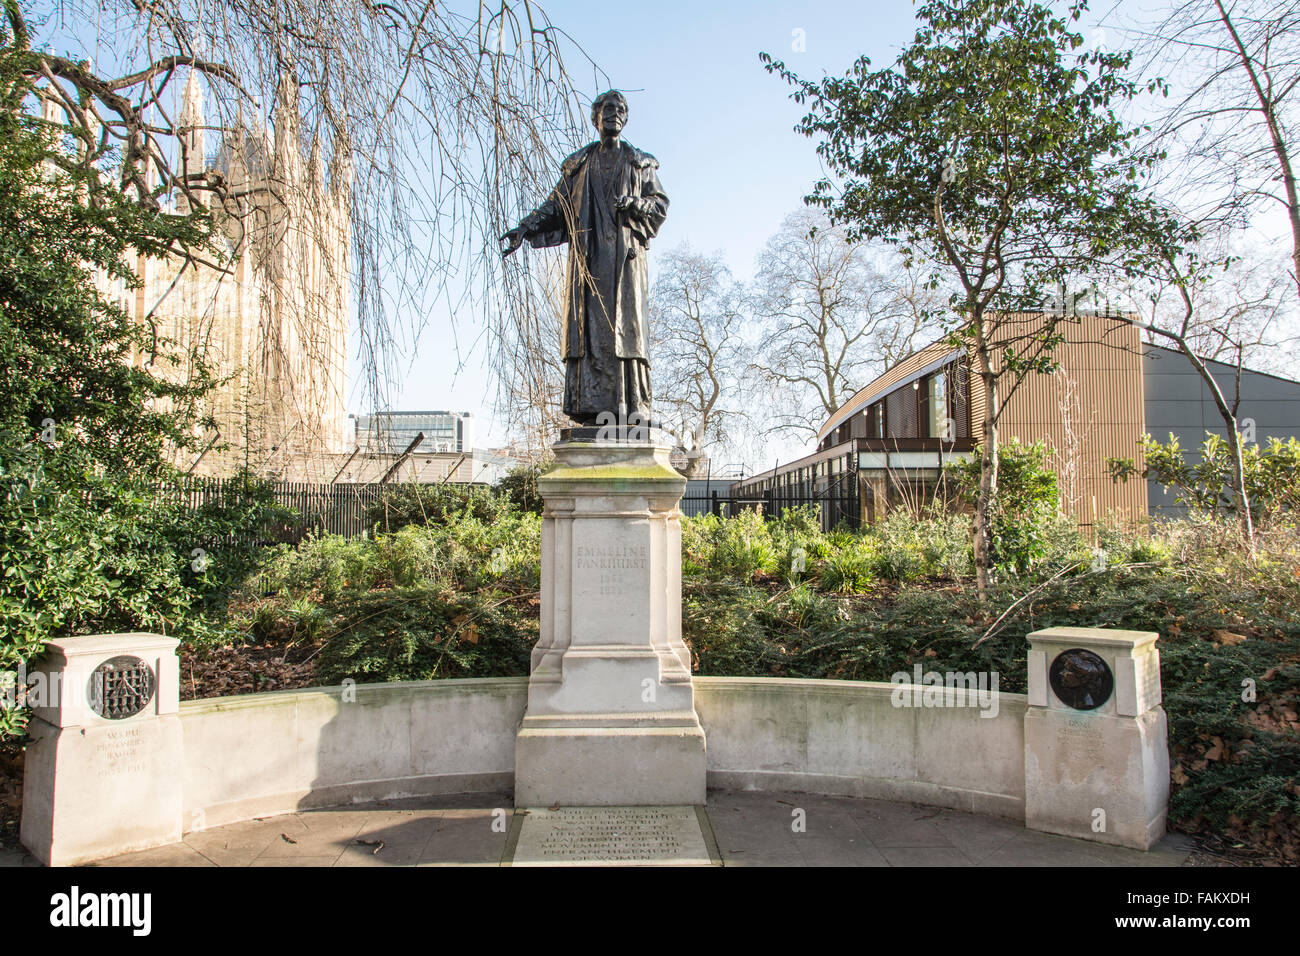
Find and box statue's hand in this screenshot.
[500,227,524,258]
[614,196,639,219]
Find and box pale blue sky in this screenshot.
[49,0,1264,466]
[38,0,935,459]
[392,0,943,456]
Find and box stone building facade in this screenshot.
[90,71,352,480]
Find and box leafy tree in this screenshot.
[0,39,218,473]
[496,460,550,516]
[947,438,1059,575]
[762,0,1184,594]
[1110,432,1300,522]
[0,423,298,736]
[0,33,282,735]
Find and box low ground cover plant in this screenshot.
[4,471,1296,861]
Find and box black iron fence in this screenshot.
[161,472,863,548]
[156,476,392,545]
[680,481,861,530]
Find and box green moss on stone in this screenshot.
[540,464,682,483]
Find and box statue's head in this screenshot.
[591,90,628,136]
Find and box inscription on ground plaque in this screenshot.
[512,807,713,866]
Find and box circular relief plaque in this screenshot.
[87,655,156,720]
[1048,648,1113,711]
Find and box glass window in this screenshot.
[928,372,948,439]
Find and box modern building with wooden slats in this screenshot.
[732,310,1300,528]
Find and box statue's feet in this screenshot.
[565,416,659,431]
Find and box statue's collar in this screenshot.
[563,140,656,176]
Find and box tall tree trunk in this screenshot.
[1131,295,1257,557]
[972,313,999,598]
[1224,423,1255,552]
[1180,343,1255,557]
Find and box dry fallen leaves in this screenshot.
[1212,629,1248,646]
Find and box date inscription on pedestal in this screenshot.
[512,807,713,866]
[99,726,147,777]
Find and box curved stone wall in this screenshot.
[698,677,1026,818]
[178,676,1028,832]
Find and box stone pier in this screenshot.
[513,428,707,806]
[21,633,183,866]
[1023,626,1169,850]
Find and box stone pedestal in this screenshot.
[514,433,707,806]
[21,633,183,866]
[1023,627,1169,850]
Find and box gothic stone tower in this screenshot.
[119,68,352,479]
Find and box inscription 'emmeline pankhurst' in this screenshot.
[501,90,668,429]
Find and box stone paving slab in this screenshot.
[2,790,1196,867]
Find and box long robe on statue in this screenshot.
[518,140,669,426]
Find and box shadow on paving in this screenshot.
[62,790,1198,867]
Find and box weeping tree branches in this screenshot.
[14,0,596,416]
[495,252,568,459]
[5,0,244,213]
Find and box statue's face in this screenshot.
[595,98,627,136]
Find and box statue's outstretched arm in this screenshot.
[502,176,571,257]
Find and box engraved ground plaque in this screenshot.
[512,807,714,866]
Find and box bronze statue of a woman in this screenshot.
[502,91,669,429]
